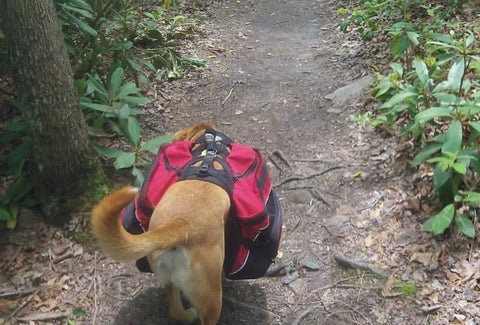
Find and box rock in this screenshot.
[300,260,320,271]
[325,75,375,110]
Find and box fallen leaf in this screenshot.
[365,234,373,248]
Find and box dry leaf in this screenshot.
[365,234,373,248]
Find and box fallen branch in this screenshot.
[53,252,73,264]
[273,149,293,169]
[267,154,283,172]
[332,252,387,278]
[275,166,345,187]
[223,296,279,319]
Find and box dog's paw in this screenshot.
[170,307,198,323]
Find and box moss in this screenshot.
[394,280,418,297]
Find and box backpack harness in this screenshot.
[121,128,282,280]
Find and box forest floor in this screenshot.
[1,0,480,324]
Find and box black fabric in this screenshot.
[121,202,153,273]
[179,129,234,196]
[225,189,282,280]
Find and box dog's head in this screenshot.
[172,123,216,142]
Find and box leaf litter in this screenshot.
[1,0,480,324]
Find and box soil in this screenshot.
[1,0,479,324]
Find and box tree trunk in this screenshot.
[1,0,105,220]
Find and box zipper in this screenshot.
[233,154,258,182]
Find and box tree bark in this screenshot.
[1,0,105,220]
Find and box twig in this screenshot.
[291,304,322,325]
[53,252,74,264]
[16,312,66,323]
[332,299,373,325]
[265,261,290,277]
[332,252,388,278]
[273,149,293,169]
[309,187,330,206]
[0,289,37,299]
[292,158,340,163]
[282,185,331,205]
[267,155,283,172]
[275,166,345,187]
[223,296,280,319]
[222,86,234,105]
[3,236,26,271]
[10,289,39,318]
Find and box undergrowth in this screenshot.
[340,0,480,238]
[0,0,203,228]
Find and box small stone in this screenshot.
[301,261,320,271]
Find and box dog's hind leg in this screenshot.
[187,280,222,325]
[166,283,198,323]
[184,247,223,325]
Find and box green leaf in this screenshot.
[72,307,87,318]
[442,120,462,154]
[465,33,475,48]
[3,121,27,132]
[461,191,480,203]
[94,145,122,158]
[427,40,460,51]
[452,162,466,174]
[114,152,136,170]
[455,214,475,238]
[108,67,124,98]
[412,143,442,166]
[117,82,141,99]
[413,59,428,86]
[122,95,151,105]
[80,102,116,112]
[8,140,32,169]
[432,92,461,104]
[0,206,10,220]
[132,167,145,187]
[406,31,419,46]
[118,104,131,120]
[140,134,173,154]
[447,57,465,92]
[60,3,93,19]
[2,175,34,205]
[414,106,452,124]
[392,34,410,56]
[424,204,455,235]
[380,90,417,109]
[63,11,97,36]
[127,58,142,72]
[86,75,109,97]
[126,117,141,146]
[373,80,394,98]
[390,62,403,76]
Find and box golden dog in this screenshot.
[91,123,230,325]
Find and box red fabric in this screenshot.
[123,140,273,274]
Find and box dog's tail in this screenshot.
[91,186,189,262]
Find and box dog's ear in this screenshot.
[173,123,216,142]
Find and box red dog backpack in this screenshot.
[121,128,283,280]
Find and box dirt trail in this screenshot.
[2,0,478,324]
